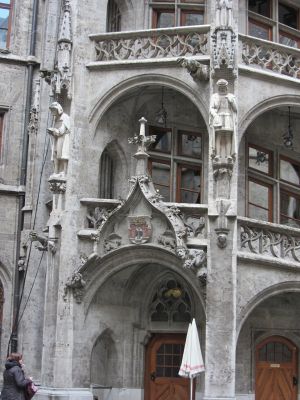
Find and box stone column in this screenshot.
[204,0,238,399]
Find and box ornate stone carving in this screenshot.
[215,200,230,248]
[87,207,109,229]
[212,29,236,72]
[240,223,300,263]
[177,57,209,81]
[47,102,70,179]
[28,79,40,135]
[128,118,156,153]
[48,177,67,194]
[63,271,86,304]
[128,215,152,244]
[184,216,206,238]
[104,232,122,253]
[182,248,206,270]
[241,36,300,79]
[94,30,208,61]
[158,230,176,250]
[216,0,233,28]
[29,231,56,253]
[52,0,72,98]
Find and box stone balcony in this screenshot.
[238,216,300,270]
[239,33,300,81]
[87,25,210,70]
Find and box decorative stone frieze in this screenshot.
[240,34,300,79]
[240,220,300,263]
[92,27,208,62]
[177,57,209,81]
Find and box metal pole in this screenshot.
[190,377,193,400]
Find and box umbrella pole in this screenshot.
[190,377,193,400]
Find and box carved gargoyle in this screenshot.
[177,57,209,81]
[29,231,56,253]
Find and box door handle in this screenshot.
[293,376,298,386]
[150,371,156,381]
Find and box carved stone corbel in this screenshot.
[63,271,86,304]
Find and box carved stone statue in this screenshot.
[47,102,70,178]
[216,0,233,28]
[209,79,237,160]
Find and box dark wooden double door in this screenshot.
[145,334,191,400]
[256,336,298,400]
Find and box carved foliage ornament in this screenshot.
[212,28,236,72]
[63,271,86,304]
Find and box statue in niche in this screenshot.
[209,79,237,161]
[47,102,70,178]
[216,0,233,28]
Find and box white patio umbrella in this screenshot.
[179,318,205,400]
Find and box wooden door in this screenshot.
[145,334,190,400]
[255,336,298,400]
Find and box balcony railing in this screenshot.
[89,25,210,63]
[238,217,300,265]
[239,34,300,80]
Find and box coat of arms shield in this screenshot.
[128,215,152,244]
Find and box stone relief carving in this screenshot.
[94,31,208,62]
[158,230,176,250]
[48,178,67,194]
[240,223,300,263]
[177,57,209,81]
[212,29,236,72]
[87,207,109,229]
[63,270,86,304]
[216,0,233,28]
[104,232,122,253]
[184,216,206,238]
[47,102,70,179]
[29,231,56,253]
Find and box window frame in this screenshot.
[151,0,205,28]
[0,111,5,158]
[247,0,300,48]
[248,143,274,177]
[247,176,274,222]
[0,0,13,49]
[148,125,203,204]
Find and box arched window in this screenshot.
[99,149,114,198]
[149,278,191,325]
[106,0,121,32]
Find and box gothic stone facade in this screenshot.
[1,0,300,399]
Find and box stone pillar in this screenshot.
[204,0,238,399]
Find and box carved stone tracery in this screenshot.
[240,223,300,263]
